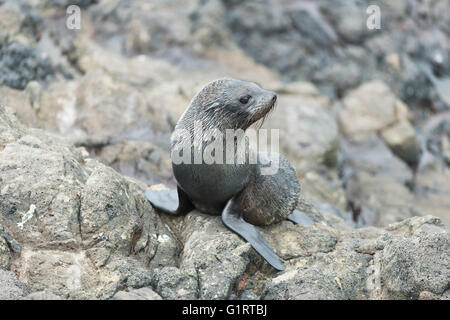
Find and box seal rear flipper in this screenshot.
[145,186,194,216]
[287,209,314,226]
[221,198,285,271]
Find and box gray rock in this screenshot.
[239,290,259,300]
[0,1,42,43]
[152,266,198,300]
[0,231,21,254]
[0,41,54,90]
[263,267,345,300]
[379,216,450,299]
[340,137,413,184]
[320,0,370,44]
[346,172,420,227]
[265,220,338,260]
[0,2,23,43]
[179,212,252,299]
[265,93,337,174]
[22,290,63,300]
[112,287,162,300]
[288,3,338,48]
[0,233,11,269]
[380,121,421,167]
[0,107,176,298]
[338,81,404,138]
[0,269,29,300]
[421,112,450,164]
[261,215,449,300]
[0,86,39,128]
[414,162,450,227]
[310,201,354,227]
[96,140,173,186]
[35,66,183,148]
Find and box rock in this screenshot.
[0,269,29,300]
[22,290,63,300]
[287,3,338,48]
[0,2,24,41]
[17,249,101,299]
[95,140,173,186]
[340,136,413,184]
[224,0,301,75]
[99,257,155,299]
[112,287,162,300]
[89,0,201,55]
[310,201,354,227]
[265,220,338,261]
[179,212,253,299]
[414,162,450,226]
[265,91,337,174]
[345,172,420,227]
[0,41,54,90]
[239,290,259,300]
[261,214,449,300]
[152,266,198,300]
[300,169,347,211]
[0,232,11,270]
[37,69,162,146]
[0,86,38,128]
[263,266,345,300]
[380,121,421,167]
[0,228,21,254]
[339,81,408,137]
[40,0,97,9]
[34,58,188,148]
[381,232,449,299]
[0,107,177,298]
[189,0,230,49]
[380,216,450,299]
[421,112,450,164]
[0,1,41,43]
[321,0,370,44]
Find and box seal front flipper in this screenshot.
[287,209,314,226]
[145,186,194,216]
[221,198,285,271]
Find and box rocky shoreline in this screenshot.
[0,0,449,299]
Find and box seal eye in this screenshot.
[239,95,251,104]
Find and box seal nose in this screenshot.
[271,94,277,103]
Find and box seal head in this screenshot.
[176,78,277,133]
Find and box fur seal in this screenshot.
[146,79,313,271]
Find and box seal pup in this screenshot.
[146,79,313,271]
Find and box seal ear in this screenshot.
[204,102,221,112]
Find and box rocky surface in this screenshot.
[0,0,449,300]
